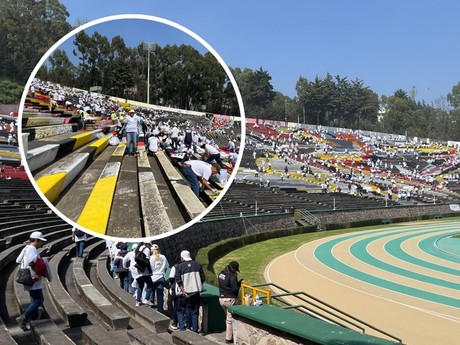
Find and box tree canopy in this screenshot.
[0,0,72,84]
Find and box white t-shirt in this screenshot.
[184,160,212,180]
[150,254,169,283]
[148,136,160,152]
[72,227,87,242]
[125,114,141,133]
[205,144,219,155]
[16,244,43,290]
[171,126,180,138]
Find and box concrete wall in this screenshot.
[156,214,296,264]
[0,104,19,115]
[155,204,458,265]
[232,316,307,345]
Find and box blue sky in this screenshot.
[58,0,460,105]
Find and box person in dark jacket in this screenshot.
[218,261,242,343]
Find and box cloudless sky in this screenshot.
[58,0,460,105]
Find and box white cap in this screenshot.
[152,244,159,250]
[180,250,192,261]
[132,243,138,250]
[30,231,47,241]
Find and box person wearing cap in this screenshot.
[174,250,206,332]
[218,261,243,343]
[113,243,130,292]
[180,159,220,196]
[144,244,169,313]
[124,109,142,156]
[134,242,155,307]
[123,243,138,296]
[15,231,48,331]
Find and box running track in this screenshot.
[265,220,460,345]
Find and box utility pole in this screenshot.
[142,42,156,104]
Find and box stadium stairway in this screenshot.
[0,222,225,345]
[24,129,211,238]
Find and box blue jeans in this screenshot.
[145,277,165,312]
[118,271,129,292]
[23,289,44,319]
[172,137,179,150]
[177,292,200,332]
[128,271,135,294]
[207,153,224,168]
[75,241,85,257]
[180,166,200,196]
[136,275,154,303]
[126,132,137,155]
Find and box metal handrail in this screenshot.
[251,282,403,344]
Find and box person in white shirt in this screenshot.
[147,135,161,155]
[145,244,169,313]
[124,109,142,156]
[170,124,180,150]
[71,227,87,258]
[180,160,220,196]
[15,231,48,331]
[123,243,138,296]
[201,143,225,168]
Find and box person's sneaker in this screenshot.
[170,323,179,330]
[37,306,44,320]
[15,315,28,331]
[142,299,154,306]
[135,301,142,307]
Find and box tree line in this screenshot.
[1,0,460,140]
[36,31,239,116]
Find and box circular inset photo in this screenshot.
[18,14,245,241]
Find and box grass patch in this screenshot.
[213,224,395,285]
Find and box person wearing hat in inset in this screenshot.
[124,109,142,156]
[15,231,48,331]
[218,261,243,343]
[180,159,220,197]
[175,250,206,332]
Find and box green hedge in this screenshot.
[196,211,459,286]
[196,224,317,286]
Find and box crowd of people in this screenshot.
[104,238,243,341]
[106,240,207,332]
[27,78,241,198]
[244,122,460,203]
[15,229,244,342]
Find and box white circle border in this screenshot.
[18,13,246,243]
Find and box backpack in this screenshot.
[114,250,128,274]
[134,247,151,273]
[74,228,85,237]
[31,257,48,277]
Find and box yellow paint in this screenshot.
[36,172,67,203]
[0,151,21,159]
[90,137,109,157]
[72,132,94,150]
[77,175,118,234]
[113,142,127,156]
